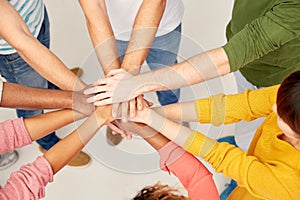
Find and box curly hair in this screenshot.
[132,183,191,200]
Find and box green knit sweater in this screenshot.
[223,0,300,86]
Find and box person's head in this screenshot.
[132,183,191,200]
[275,70,300,139]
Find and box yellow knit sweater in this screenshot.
[183,85,300,200]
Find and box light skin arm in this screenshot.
[79,0,166,74]
[153,101,198,122]
[80,0,166,118]
[85,47,230,105]
[121,0,166,73]
[78,0,120,74]
[0,0,85,90]
[129,102,195,147]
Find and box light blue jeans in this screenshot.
[0,8,59,150]
[116,24,182,105]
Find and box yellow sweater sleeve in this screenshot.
[183,131,297,200]
[194,85,279,125]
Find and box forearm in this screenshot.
[144,109,193,146]
[153,101,198,122]
[79,0,120,74]
[43,112,105,174]
[0,1,85,90]
[144,109,216,158]
[1,82,72,109]
[122,0,166,72]
[23,109,85,141]
[130,48,230,93]
[114,121,168,150]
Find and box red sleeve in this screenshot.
[0,118,32,154]
[0,156,54,200]
[159,142,219,200]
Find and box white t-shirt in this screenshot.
[105,0,184,41]
[0,0,44,55]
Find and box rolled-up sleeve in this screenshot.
[224,3,300,71]
[0,156,54,200]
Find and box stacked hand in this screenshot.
[82,69,155,139]
[84,69,141,106]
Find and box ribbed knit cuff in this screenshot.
[183,131,216,157]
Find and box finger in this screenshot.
[107,122,124,135]
[94,98,113,106]
[112,103,121,118]
[87,92,111,103]
[137,95,143,110]
[121,102,129,122]
[84,85,108,95]
[107,68,125,77]
[129,99,136,118]
[126,133,133,140]
[93,76,110,85]
[145,99,154,107]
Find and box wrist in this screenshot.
[121,65,141,75]
[93,112,107,127]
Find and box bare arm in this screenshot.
[23,109,85,142]
[79,0,120,74]
[137,47,230,92]
[43,105,112,174]
[0,1,85,90]
[85,47,230,105]
[0,82,72,110]
[153,101,198,122]
[121,0,166,73]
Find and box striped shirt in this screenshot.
[0,0,44,55]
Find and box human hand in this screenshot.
[112,95,153,122]
[94,105,124,134]
[113,121,158,139]
[84,69,142,106]
[72,85,95,116]
[127,98,152,125]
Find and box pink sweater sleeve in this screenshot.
[159,142,219,200]
[0,118,32,154]
[0,156,54,200]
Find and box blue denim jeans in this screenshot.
[0,8,59,150]
[116,24,182,105]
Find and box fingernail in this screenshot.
[83,89,90,95]
[87,97,93,103]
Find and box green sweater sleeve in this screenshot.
[224,2,300,71]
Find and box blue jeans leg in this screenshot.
[116,24,182,105]
[0,7,59,150]
[146,24,181,105]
